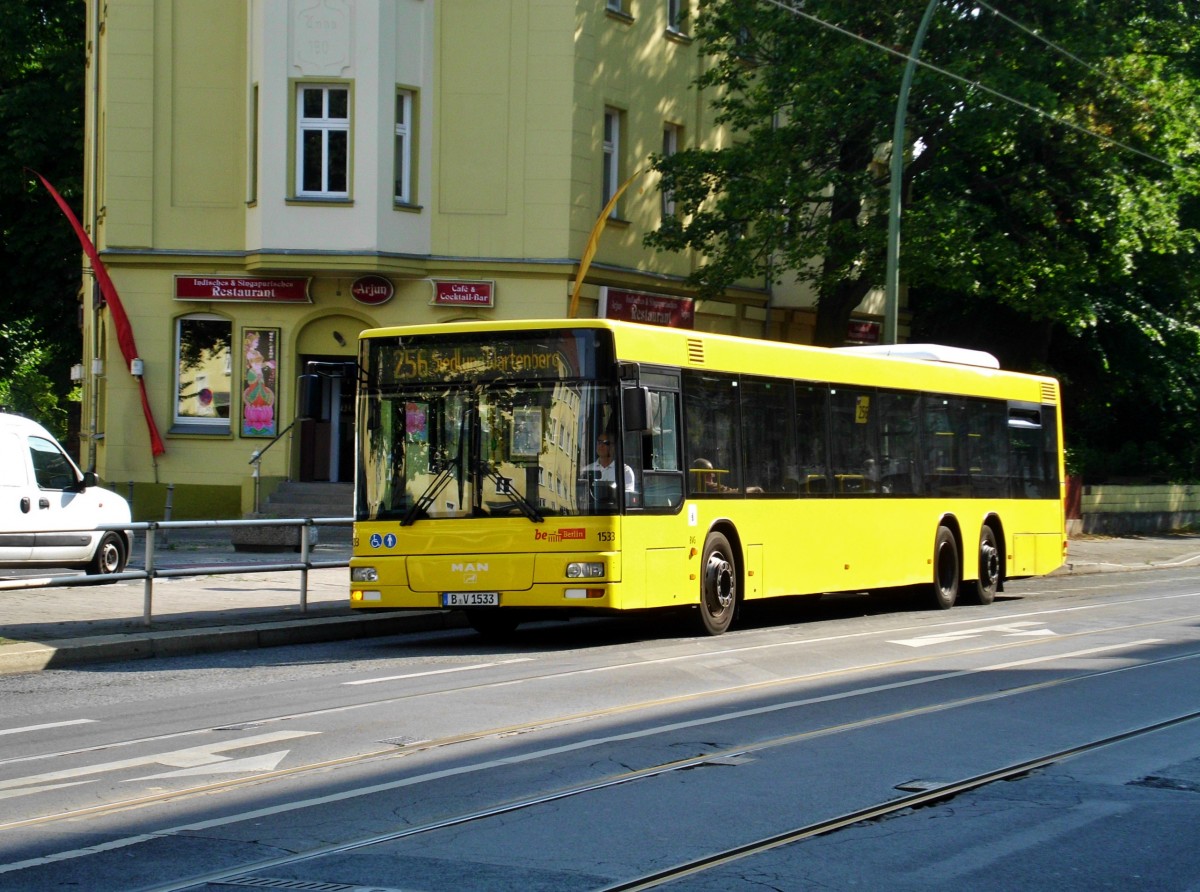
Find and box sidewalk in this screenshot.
[2,531,1199,675]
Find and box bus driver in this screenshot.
[583,433,636,492]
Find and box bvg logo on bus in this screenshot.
[535,528,586,543]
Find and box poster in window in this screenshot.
[241,328,279,437]
[511,408,542,459]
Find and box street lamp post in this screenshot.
[884,0,941,346]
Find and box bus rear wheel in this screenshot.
[970,525,1000,606]
[697,532,737,635]
[929,525,960,610]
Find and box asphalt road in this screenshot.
[0,560,1198,890]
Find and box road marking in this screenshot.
[343,657,534,686]
[890,621,1058,647]
[0,782,92,801]
[0,730,317,796]
[0,720,95,737]
[1,639,1179,879]
[132,751,292,781]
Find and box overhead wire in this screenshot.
[756,0,1187,171]
[971,0,1159,108]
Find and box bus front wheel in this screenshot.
[930,525,960,610]
[697,532,737,635]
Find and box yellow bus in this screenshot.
[350,319,1065,636]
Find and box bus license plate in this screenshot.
[442,592,500,607]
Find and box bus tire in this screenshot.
[971,525,1000,606]
[697,531,738,635]
[467,611,521,640]
[930,525,960,610]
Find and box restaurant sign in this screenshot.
[432,280,494,307]
[175,276,312,303]
[846,320,881,345]
[351,275,394,306]
[600,287,695,328]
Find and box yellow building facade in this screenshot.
[80,0,873,517]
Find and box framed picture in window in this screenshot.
[511,408,543,459]
[241,327,279,437]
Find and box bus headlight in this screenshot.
[351,566,379,582]
[566,561,605,578]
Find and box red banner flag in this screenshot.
[33,170,166,457]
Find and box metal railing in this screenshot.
[0,517,352,626]
[248,420,297,513]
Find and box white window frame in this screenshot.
[667,0,684,32]
[173,314,232,430]
[394,89,414,204]
[603,108,622,218]
[662,123,681,218]
[296,83,350,199]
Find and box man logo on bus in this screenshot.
[452,562,488,573]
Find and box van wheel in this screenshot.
[696,532,737,635]
[929,525,959,610]
[88,532,127,575]
[971,526,1000,605]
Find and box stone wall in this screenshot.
[1076,483,1200,535]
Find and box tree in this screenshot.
[0,0,85,410]
[647,0,1200,478]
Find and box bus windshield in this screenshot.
[357,328,627,522]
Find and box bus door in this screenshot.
[620,366,688,607]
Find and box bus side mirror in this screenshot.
[622,386,651,432]
[297,374,323,420]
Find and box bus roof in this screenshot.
[359,318,1055,403]
[834,343,1001,369]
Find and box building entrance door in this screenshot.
[298,354,355,483]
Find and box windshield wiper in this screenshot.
[479,461,544,523]
[400,455,459,526]
[401,402,469,526]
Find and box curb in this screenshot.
[0,610,466,676]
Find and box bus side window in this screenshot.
[740,377,796,495]
[829,387,878,495]
[877,391,920,495]
[968,399,1008,498]
[795,384,830,495]
[683,371,742,496]
[923,396,969,497]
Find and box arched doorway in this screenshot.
[295,314,368,483]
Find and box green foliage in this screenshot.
[0,0,85,393]
[0,321,69,438]
[649,0,1200,480]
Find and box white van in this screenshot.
[0,413,132,575]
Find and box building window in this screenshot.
[175,315,232,430]
[661,123,682,218]
[296,83,349,198]
[606,0,624,13]
[667,0,684,32]
[603,107,623,217]
[249,84,259,203]
[394,89,414,204]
